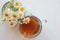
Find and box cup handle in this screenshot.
[40,18,47,24]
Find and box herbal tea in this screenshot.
[19,16,42,37]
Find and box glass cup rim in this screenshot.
[19,16,42,38]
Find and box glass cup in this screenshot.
[19,16,42,38]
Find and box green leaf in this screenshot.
[12,7,18,11]
[9,2,14,8]
[17,18,23,24]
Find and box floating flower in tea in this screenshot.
[23,17,30,24]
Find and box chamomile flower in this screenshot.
[9,21,14,26]
[8,20,17,27]
[12,13,17,18]
[19,6,25,12]
[3,11,11,21]
[23,17,30,24]
[14,1,20,8]
[18,12,24,18]
[4,11,10,17]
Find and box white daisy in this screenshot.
[18,12,24,19]
[8,20,17,27]
[13,1,20,8]
[23,17,30,24]
[19,6,25,12]
[9,21,14,27]
[10,11,18,21]
[12,13,17,18]
[3,11,10,17]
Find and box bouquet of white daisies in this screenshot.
[0,0,32,27]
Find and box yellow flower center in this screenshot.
[15,2,19,6]
[19,6,24,12]
[9,21,14,26]
[24,19,28,23]
[18,13,23,17]
[4,12,9,17]
[12,13,17,18]
[23,17,30,24]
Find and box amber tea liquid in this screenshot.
[19,16,42,37]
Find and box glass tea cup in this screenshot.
[19,16,42,38]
